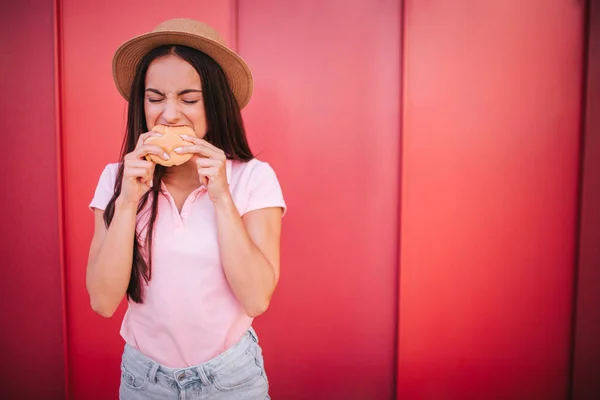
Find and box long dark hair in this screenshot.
[103,45,254,303]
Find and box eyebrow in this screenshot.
[145,88,203,96]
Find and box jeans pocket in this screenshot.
[213,350,265,392]
[120,362,149,391]
[255,346,269,386]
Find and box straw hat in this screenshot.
[112,18,253,109]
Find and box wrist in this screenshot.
[212,192,235,211]
[115,196,139,213]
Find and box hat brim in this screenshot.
[112,31,253,109]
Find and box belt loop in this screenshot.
[148,362,159,383]
[197,365,211,386]
[249,326,259,343]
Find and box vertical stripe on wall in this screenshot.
[572,0,600,398]
[399,1,584,399]
[238,1,401,398]
[0,0,66,398]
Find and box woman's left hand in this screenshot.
[175,135,231,203]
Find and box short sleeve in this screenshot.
[89,163,118,211]
[243,162,287,216]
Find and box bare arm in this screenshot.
[174,135,284,318]
[214,201,283,318]
[86,131,167,317]
[86,199,138,317]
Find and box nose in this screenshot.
[161,99,181,123]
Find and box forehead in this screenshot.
[145,54,201,88]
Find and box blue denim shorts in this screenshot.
[119,328,270,399]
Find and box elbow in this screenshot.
[86,277,122,318]
[90,296,117,318]
[245,277,278,318]
[245,298,271,318]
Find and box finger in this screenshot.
[125,160,155,187]
[200,139,225,154]
[126,138,168,161]
[178,134,202,144]
[180,136,226,156]
[174,144,221,159]
[141,171,154,187]
[195,157,223,168]
[199,175,209,187]
[173,144,201,155]
[139,164,155,185]
[125,159,154,169]
[181,136,220,151]
[197,167,220,181]
[134,131,162,150]
[136,144,171,161]
[124,167,149,181]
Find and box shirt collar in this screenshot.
[225,159,232,184]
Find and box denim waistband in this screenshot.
[122,327,259,388]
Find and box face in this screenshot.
[144,54,207,138]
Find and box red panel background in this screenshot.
[58,1,234,398]
[238,1,401,398]
[0,1,66,399]
[53,1,596,399]
[399,1,584,399]
[572,1,600,398]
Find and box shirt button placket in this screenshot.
[180,197,194,222]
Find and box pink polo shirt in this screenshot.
[89,159,286,368]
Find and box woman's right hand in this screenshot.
[119,131,170,205]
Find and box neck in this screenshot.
[161,159,200,189]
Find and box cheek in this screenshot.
[144,103,161,125]
[189,106,208,136]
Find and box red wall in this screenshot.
[0,0,66,399]
[572,1,600,398]
[398,1,584,399]
[3,1,597,399]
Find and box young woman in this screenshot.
[87,18,285,399]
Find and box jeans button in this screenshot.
[178,372,185,381]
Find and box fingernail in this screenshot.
[174,148,181,153]
[163,152,170,159]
